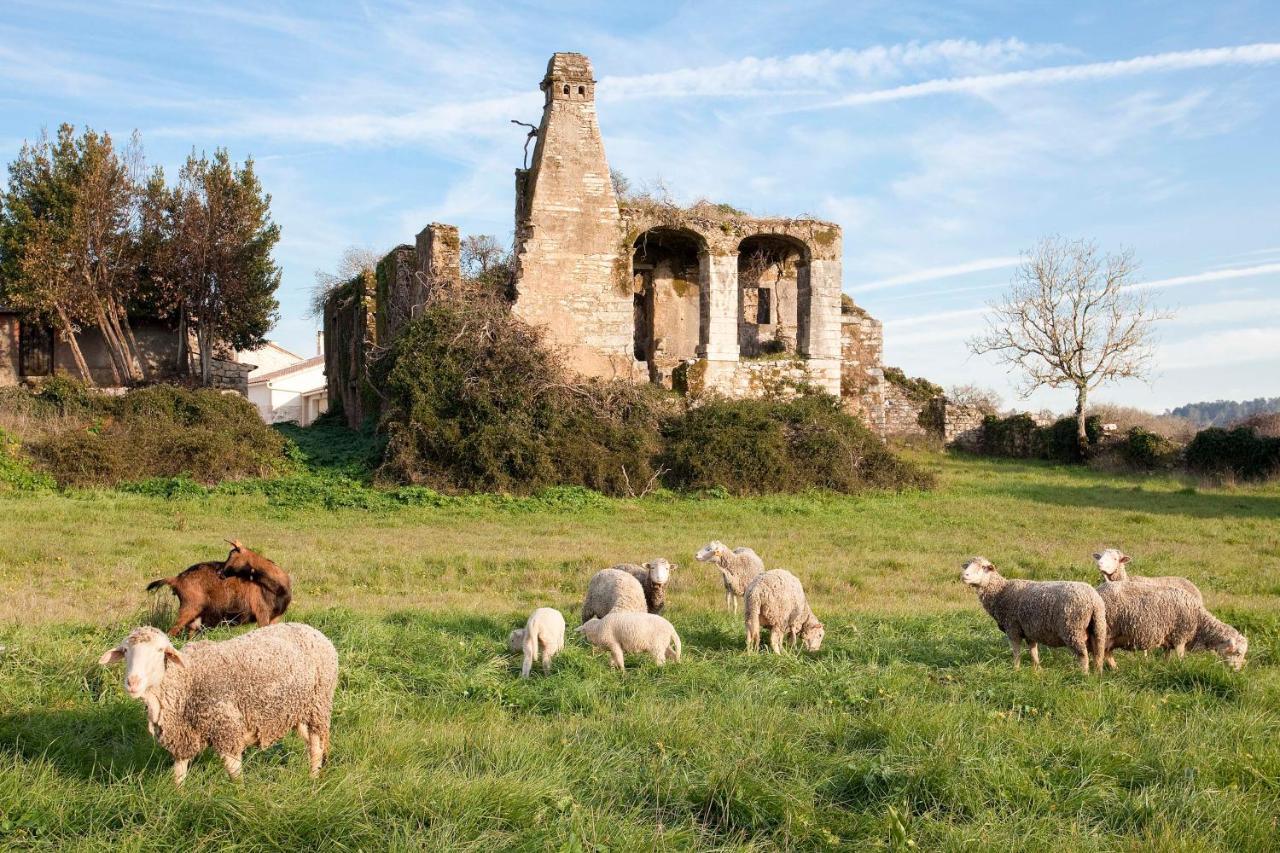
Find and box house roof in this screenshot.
[240,340,306,363]
[248,355,325,384]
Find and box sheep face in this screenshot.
[575,618,602,640]
[801,621,825,652]
[646,558,673,586]
[98,626,183,698]
[1214,633,1249,671]
[507,629,527,653]
[1093,549,1130,580]
[960,557,996,587]
[695,542,726,563]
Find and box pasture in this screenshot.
[1,454,1278,850]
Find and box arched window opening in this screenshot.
[737,235,808,358]
[578,85,585,95]
[631,228,704,386]
[562,84,570,95]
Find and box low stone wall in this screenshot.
[840,311,885,432]
[205,359,252,396]
[882,383,985,445]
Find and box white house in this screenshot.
[238,339,329,426]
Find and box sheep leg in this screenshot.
[1173,644,1186,660]
[1027,643,1040,669]
[651,644,665,666]
[1008,635,1022,670]
[307,730,325,777]
[1106,653,1118,670]
[608,643,625,672]
[521,634,537,679]
[172,758,190,786]
[541,643,554,676]
[769,629,784,655]
[220,751,243,781]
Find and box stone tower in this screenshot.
[512,53,635,379]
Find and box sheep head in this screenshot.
[695,542,727,564]
[507,629,527,653]
[575,617,603,639]
[800,619,825,652]
[98,626,183,698]
[960,557,997,587]
[1093,549,1131,581]
[1216,632,1249,671]
[645,558,674,587]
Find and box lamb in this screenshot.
[98,622,338,784]
[695,541,765,613]
[1095,581,1248,671]
[507,607,566,678]
[961,557,1106,673]
[743,569,825,654]
[580,561,671,622]
[575,612,681,671]
[146,539,292,637]
[1093,548,1203,603]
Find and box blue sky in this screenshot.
[3,0,1278,412]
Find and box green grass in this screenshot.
[1,453,1278,850]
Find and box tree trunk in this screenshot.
[176,306,189,374]
[1075,386,1090,458]
[54,307,93,384]
[91,303,125,386]
[108,299,146,383]
[198,318,212,387]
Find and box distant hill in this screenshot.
[1166,397,1280,428]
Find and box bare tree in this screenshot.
[460,235,513,297]
[948,384,1003,415]
[969,236,1167,452]
[310,245,381,318]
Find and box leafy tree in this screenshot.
[970,236,1167,453]
[0,125,153,383]
[146,150,280,385]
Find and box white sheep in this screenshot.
[961,557,1106,673]
[695,541,765,613]
[743,569,825,654]
[581,564,667,622]
[576,612,681,671]
[98,622,338,784]
[507,607,566,678]
[1096,581,1248,670]
[1093,549,1203,603]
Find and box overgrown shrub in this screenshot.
[21,383,289,486]
[1120,426,1178,470]
[1185,427,1280,480]
[373,297,667,495]
[977,413,1102,463]
[660,393,933,494]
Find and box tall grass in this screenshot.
[0,454,1277,849]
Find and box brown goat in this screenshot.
[146,540,292,638]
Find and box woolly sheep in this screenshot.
[616,558,675,614]
[695,541,765,613]
[1096,581,1248,671]
[98,622,338,784]
[507,607,566,678]
[961,557,1106,673]
[576,612,681,671]
[1093,548,1203,603]
[743,569,825,654]
[581,562,671,622]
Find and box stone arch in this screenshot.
[736,233,811,358]
[631,227,707,385]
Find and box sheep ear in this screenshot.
[985,563,995,572]
[1092,553,1102,561]
[98,647,125,666]
[1227,638,1238,653]
[164,647,184,667]
[1119,555,1131,564]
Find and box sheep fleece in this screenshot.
[149,623,337,762]
[977,579,1105,653]
[581,568,648,621]
[744,570,813,639]
[717,548,765,597]
[1096,581,1209,651]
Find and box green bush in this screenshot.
[660,393,933,494]
[978,414,1102,463]
[0,428,55,491]
[1121,426,1177,470]
[373,297,666,495]
[1038,415,1103,463]
[23,384,290,487]
[1185,426,1280,480]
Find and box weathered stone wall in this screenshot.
[881,382,987,445]
[840,310,885,432]
[512,53,635,381]
[203,358,252,395]
[375,244,419,344]
[0,313,18,385]
[416,223,461,295]
[941,403,985,447]
[323,271,376,429]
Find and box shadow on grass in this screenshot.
[0,705,169,781]
[1001,482,1280,520]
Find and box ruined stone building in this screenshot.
[326,52,892,431]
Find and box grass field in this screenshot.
[1,453,1278,850]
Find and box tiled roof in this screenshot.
[248,355,325,384]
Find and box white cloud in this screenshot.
[806,43,1280,110]
[850,257,1021,293]
[1128,261,1280,291]
[1161,327,1280,370]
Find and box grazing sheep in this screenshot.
[743,569,825,654]
[580,568,648,622]
[695,542,765,613]
[616,558,675,614]
[1095,581,1248,671]
[146,540,292,637]
[1093,548,1203,603]
[508,607,566,678]
[98,622,337,784]
[576,612,681,671]
[961,557,1106,673]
